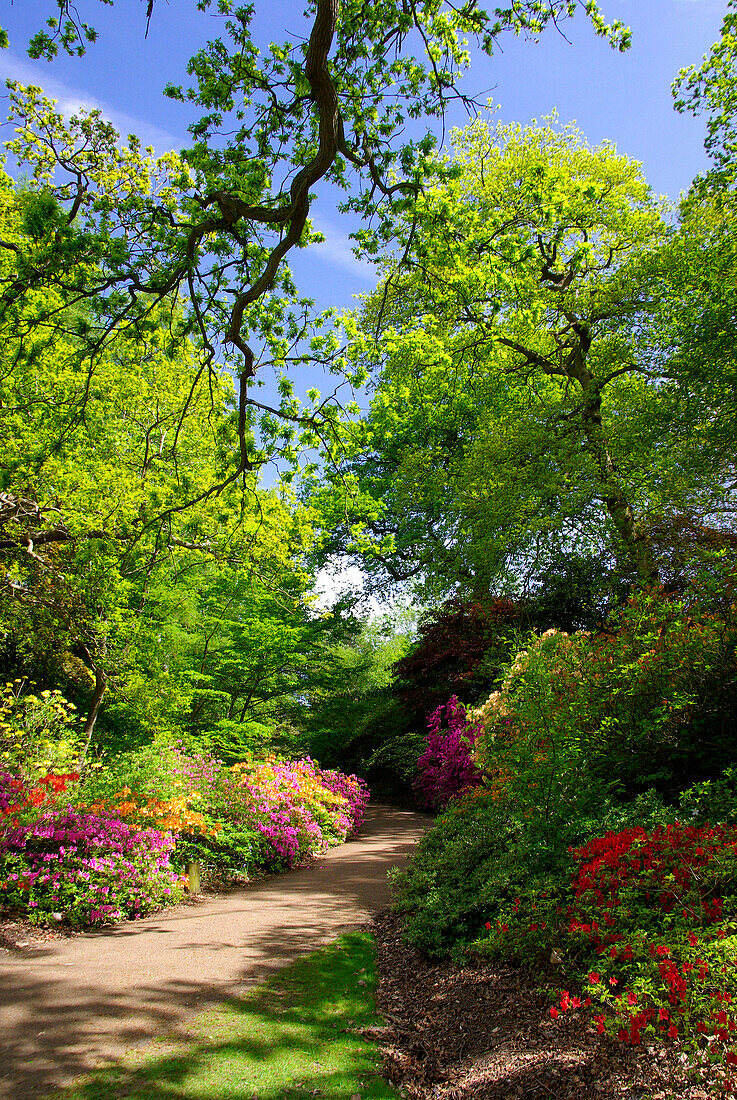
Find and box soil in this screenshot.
[372,910,718,1100]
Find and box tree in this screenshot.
[667,12,737,512]
[313,119,732,598]
[392,598,518,724]
[673,0,737,190]
[298,613,417,793]
[0,169,326,752]
[0,4,629,484]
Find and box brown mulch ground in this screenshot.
[372,910,718,1100]
[0,915,71,952]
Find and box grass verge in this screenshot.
[48,931,400,1100]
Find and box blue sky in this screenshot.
[0,1,729,316]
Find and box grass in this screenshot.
[48,931,401,1100]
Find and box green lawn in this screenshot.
[49,932,401,1100]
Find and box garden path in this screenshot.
[0,802,431,1100]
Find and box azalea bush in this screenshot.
[470,590,737,809]
[0,768,80,822]
[392,788,580,956]
[213,756,369,868]
[78,740,220,806]
[0,681,83,782]
[413,696,482,811]
[0,807,184,926]
[316,763,370,833]
[83,787,220,839]
[80,746,370,884]
[476,822,737,1092]
[0,744,370,925]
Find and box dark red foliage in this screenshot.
[393,598,519,723]
[648,516,737,597]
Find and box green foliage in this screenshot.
[172,821,272,886]
[316,117,731,599]
[77,740,200,805]
[0,171,323,759]
[299,615,414,787]
[678,770,737,827]
[674,0,737,186]
[0,0,630,507]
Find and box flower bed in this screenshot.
[214,756,369,866]
[477,822,737,1093]
[0,752,370,928]
[0,807,184,926]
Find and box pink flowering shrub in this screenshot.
[79,745,371,878]
[0,808,184,926]
[413,697,482,810]
[316,765,370,833]
[213,756,369,867]
[0,750,371,925]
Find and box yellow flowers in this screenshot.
[0,681,83,782]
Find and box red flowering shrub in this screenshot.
[0,769,79,821]
[478,822,737,1092]
[413,697,482,810]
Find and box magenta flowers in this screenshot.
[413,697,482,810]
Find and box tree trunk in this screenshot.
[579,380,659,586]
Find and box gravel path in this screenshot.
[0,802,431,1099]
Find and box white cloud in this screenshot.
[0,51,181,153]
[308,213,377,283]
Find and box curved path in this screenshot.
[0,802,431,1100]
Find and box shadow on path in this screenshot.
[0,803,431,1099]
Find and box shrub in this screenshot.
[413,696,482,811]
[81,746,370,877]
[391,785,670,958]
[470,591,737,810]
[314,764,370,833]
[0,808,184,926]
[83,787,219,839]
[0,768,79,822]
[172,821,271,886]
[391,791,574,956]
[215,756,366,867]
[476,822,737,1093]
[77,740,220,806]
[0,682,83,781]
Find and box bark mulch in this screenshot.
[0,915,70,952]
[371,910,718,1100]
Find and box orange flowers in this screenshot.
[83,789,221,838]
